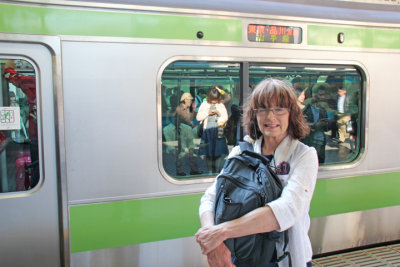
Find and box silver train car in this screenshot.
[0,0,399,266]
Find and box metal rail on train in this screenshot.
[0,0,399,266]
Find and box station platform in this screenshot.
[312,243,400,266]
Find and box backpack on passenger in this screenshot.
[213,142,291,266]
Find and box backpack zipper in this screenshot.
[218,175,263,205]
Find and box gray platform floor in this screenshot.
[312,243,400,267]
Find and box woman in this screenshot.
[195,79,318,267]
[196,86,229,174]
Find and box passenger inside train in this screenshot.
[224,104,241,147]
[292,76,309,109]
[0,58,39,193]
[163,92,201,176]
[302,83,330,163]
[196,86,229,174]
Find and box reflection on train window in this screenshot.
[0,58,39,193]
[161,61,241,178]
[161,61,363,179]
[249,64,362,164]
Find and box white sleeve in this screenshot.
[196,102,208,122]
[199,179,217,217]
[198,145,242,217]
[268,147,318,231]
[218,103,228,122]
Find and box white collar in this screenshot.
[254,135,299,165]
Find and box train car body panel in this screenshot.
[0,0,399,266]
[69,206,400,267]
[62,42,400,199]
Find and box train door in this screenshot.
[0,38,64,266]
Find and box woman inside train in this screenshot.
[196,86,229,174]
[196,79,319,267]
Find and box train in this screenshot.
[0,0,399,266]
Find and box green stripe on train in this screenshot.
[70,172,400,253]
[0,3,241,41]
[308,25,400,49]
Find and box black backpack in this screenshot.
[213,142,290,266]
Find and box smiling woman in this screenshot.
[243,79,310,155]
[197,78,318,267]
[1,0,399,266]
[254,106,290,149]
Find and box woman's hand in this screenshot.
[206,243,235,267]
[195,224,226,255]
[197,212,234,266]
[215,86,225,96]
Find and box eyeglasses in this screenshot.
[254,107,289,116]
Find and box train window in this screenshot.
[161,61,241,178]
[249,64,362,165]
[161,61,362,180]
[0,58,39,193]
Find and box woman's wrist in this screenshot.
[218,222,232,241]
[216,86,225,95]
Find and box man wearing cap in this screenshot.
[170,92,201,176]
[176,92,196,128]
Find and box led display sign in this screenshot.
[248,24,302,44]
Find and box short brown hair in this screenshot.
[243,79,310,140]
[206,87,222,103]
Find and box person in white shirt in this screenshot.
[336,87,351,143]
[196,87,229,173]
[196,79,318,267]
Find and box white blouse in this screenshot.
[196,102,228,129]
[199,135,318,267]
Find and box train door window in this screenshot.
[249,64,362,165]
[161,61,240,178]
[0,58,39,193]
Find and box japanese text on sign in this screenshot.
[248,24,302,44]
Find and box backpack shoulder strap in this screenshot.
[276,230,292,267]
[237,141,272,168]
[239,141,254,153]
